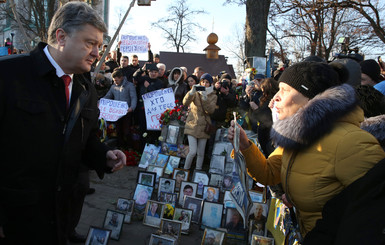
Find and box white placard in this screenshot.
[98,98,128,122]
[120,35,149,53]
[143,88,176,130]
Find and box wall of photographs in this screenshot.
[84,127,284,245]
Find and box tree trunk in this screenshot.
[245,0,271,66]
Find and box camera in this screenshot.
[196,86,205,91]
[221,80,230,89]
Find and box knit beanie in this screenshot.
[278,61,347,99]
[360,59,381,83]
[331,58,361,87]
[200,73,214,85]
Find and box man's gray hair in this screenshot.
[47,2,107,44]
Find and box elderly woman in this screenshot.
[183,73,217,170]
[228,61,385,239]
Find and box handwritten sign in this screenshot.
[98,98,128,122]
[143,88,175,131]
[120,35,149,53]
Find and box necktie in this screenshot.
[61,75,71,109]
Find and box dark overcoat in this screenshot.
[0,42,111,245]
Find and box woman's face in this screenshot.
[200,79,211,87]
[187,77,196,88]
[273,82,309,120]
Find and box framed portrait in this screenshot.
[201,201,224,229]
[163,203,175,220]
[249,219,267,242]
[138,143,160,169]
[149,233,176,245]
[147,165,164,183]
[133,184,154,215]
[176,144,189,158]
[209,155,225,175]
[183,196,203,224]
[178,181,198,206]
[249,189,266,203]
[166,125,179,144]
[85,226,111,245]
[173,207,193,234]
[160,219,182,239]
[251,234,274,245]
[172,168,189,191]
[155,153,169,167]
[159,191,177,207]
[222,174,234,191]
[248,202,268,233]
[143,200,165,228]
[223,191,236,210]
[224,207,246,240]
[137,170,156,187]
[116,198,134,223]
[164,156,181,175]
[157,177,175,198]
[209,174,223,187]
[201,227,226,245]
[202,186,220,203]
[102,209,125,240]
[192,170,209,196]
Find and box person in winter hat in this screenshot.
[168,67,189,102]
[183,73,217,170]
[360,59,382,86]
[228,61,385,240]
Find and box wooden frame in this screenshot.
[200,227,226,245]
[159,219,182,240]
[149,233,176,245]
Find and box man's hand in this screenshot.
[147,42,151,50]
[144,81,150,88]
[0,226,5,238]
[127,108,133,114]
[227,120,250,151]
[245,85,253,97]
[106,150,126,172]
[118,40,122,48]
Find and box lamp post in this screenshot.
[10,32,14,54]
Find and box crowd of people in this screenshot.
[1,1,385,245]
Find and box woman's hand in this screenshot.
[228,120,251,151]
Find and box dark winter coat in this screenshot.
[168,67,189,103]
[210,88,237,123]
[0,42,111,245]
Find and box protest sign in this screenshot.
[98,98,128,122]
[143,88,175,131]
[120,35,149,53]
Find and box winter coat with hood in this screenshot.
[168,67,189,103]
[183,86,217,139]
[240,84,385,237]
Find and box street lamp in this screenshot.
[10,32,14,54]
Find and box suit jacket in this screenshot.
[0,42,111,245]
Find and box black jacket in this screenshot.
[304,157,385,245]
[211,88,237,123]
[0,42,111,244]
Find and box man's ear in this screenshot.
[56,28,67,46]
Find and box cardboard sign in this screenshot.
[143,88,175,130]
[98,98,128,122]
[120,35,149,53]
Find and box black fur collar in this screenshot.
[271,84,358,150]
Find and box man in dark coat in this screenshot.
[0,2,126,245]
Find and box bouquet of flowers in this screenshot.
[159,100,189,126]
[123,149,141,166]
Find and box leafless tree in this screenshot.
[151,0,206,53]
